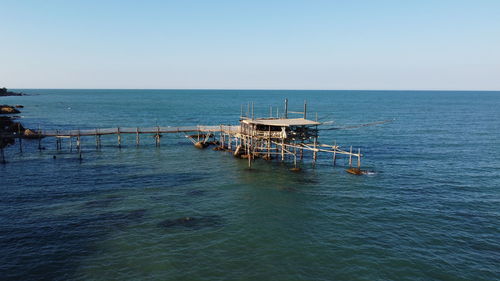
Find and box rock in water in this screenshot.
[159,215,224,230]
[0,105,20,114]
[346,168,367,175]
[23,129,43,139]
[194,141,208,149]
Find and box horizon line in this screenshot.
[8,87,500,92]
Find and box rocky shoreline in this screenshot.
[0,88,34,155]
[0,87,24,97]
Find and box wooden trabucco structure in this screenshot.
[209,99,362,170]
[1,99,363,172]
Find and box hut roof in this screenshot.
[241,118,321,127]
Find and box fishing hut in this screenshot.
[209,99,363,172]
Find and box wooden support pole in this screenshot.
[267,137,271,159]
[76,130,81,151]
[333,141,337,166]
[38,126,42,151]
[69,137,73,152]
[293,144,297,164]
[95,129,99,150]
[77,132,81,162]
[357,148,361,168]
[98,128,102,149]
[313,137,317,166]
[136,127,140,146]
[56,131,60,150]
[219,127,223,148]
[349,146,353,167]
[155,126,160,147]
[281,139,285,161]
[293,148,297,168]
[248,137,252,168]
[55,131,59,150]
[117,127,121,148]
[252,137,255,160]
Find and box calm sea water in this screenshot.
[1,90,499,280]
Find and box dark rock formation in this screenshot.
[0,105,21,114]
[0,87,24,96]
[0,116,19,149]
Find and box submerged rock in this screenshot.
[186,189,205,196]
[83,195,121,208]
[122,209,147,220]
[280,186,298,192]
[159,215,224,230]
[69,209,148,230]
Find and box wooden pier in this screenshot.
[1,100,364,172]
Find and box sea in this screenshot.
[1,90,499,280]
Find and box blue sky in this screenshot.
[1,0,499,90]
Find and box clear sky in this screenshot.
[1,0,499,90]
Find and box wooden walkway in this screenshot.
[2,124,363,171]
[40,125,240,137]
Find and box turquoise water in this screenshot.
[1,90,499,280]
